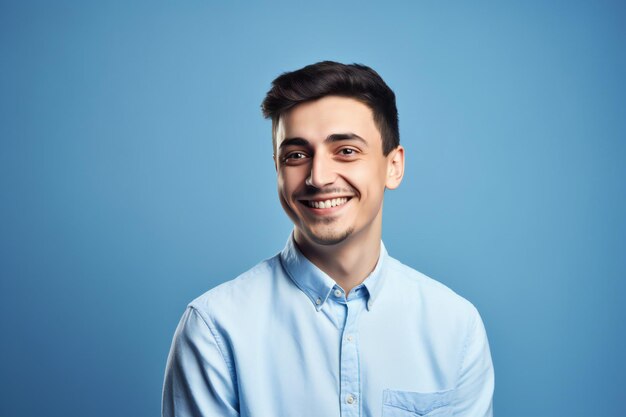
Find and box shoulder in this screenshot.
[186,254,283,323]
[384,256,479,320]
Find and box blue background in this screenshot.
[1,1,624,416]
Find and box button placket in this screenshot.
[339,298,363,417]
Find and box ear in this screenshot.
[385,146,405,190]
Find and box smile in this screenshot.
[301,197,351,209]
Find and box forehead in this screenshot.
[277,96,381,145]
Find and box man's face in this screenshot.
[275,96,404,247]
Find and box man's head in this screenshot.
[261,62,404,248]
[261,61,399,156]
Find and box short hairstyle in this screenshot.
[261,61,399,156]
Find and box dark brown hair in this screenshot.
[261,61,399,155]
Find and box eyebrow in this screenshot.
[278,133,368,150]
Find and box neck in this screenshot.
[294,215,382,295]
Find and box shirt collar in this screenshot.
[279,232,388,311]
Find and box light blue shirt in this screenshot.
[162,235,494,417]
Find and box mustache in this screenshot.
[296,186,357,199]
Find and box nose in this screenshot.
[305,154,337,188]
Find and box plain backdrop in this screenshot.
[1,1,624,416]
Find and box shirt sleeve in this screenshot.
[162,306,239,417]
[452,307,495,417]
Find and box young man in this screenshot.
[162,61,494,417]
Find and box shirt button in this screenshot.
[315,298,321,305]
[346,335,353,342]
[334,289,342,297]
[346,394,355,404]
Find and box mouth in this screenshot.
[299,197,352,210]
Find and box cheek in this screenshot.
[345,163,387,194]
[277,183,297,213]
[278,167,308,193]
[276,177,297,217]
[277,179,290,200]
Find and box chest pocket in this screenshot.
[381,389,453,417]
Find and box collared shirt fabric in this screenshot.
[162,235,494,417]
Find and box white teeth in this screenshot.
[307,197,349,208]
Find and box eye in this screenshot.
[338,148,358,157]
[287,152,307,159]
[282,151,310,164]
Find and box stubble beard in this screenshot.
[302,217,355,246]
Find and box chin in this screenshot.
[305,227,354,246]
